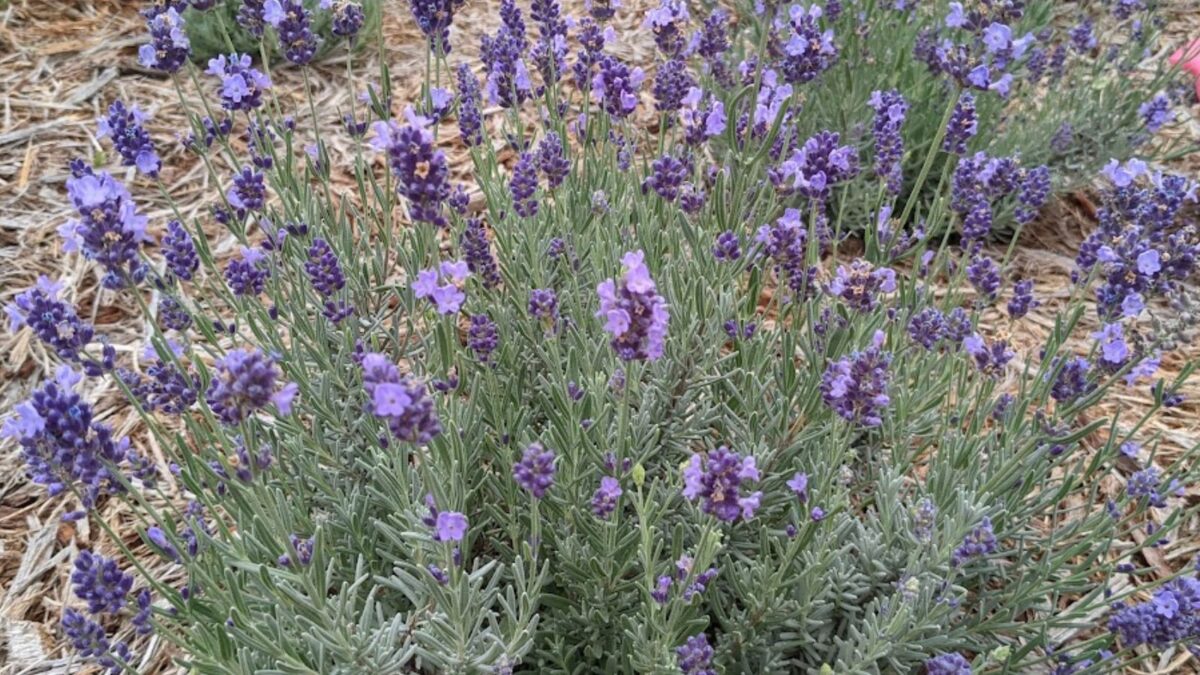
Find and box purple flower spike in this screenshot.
[97,101,160,176]
[361,352,442,444]
[371,115,451,227]
[821,331,892,427]
[591,476,622,518]
[513,443,556,498]
[682,446,762,523]
[596,250,669,361]
[139,8,190,73]
[207,53,272,112]
[207,348,298,425]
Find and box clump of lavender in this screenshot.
[361,352,442,444]
[683,446,762,522]
[513,443,556,498]
[162,221,198,282]
[481,0,533,109]
[653,57,695,112]
[596,250,670,362]
[821,331,892,427]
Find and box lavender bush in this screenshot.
[6,0,1200,673]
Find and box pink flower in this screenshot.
[1168,39,1200,99]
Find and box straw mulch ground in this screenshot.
[0,1,1198,673]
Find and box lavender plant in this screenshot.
[5,0,1200,673]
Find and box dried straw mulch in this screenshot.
[0,0,1198,672]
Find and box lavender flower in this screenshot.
[97,101,160,176]
[1139,93,1171,134]
[712,230,740,262]
[58,170,150,288]
[676,633,716,675]
[643,154,690,202]
[528,288,559,328]
[1015,165,1051,225]
[162,221,198,282]
[868,90,908,193]
[943,93,978,155]
[361,352,442,444]
[224,246,270,297]
[62,608,132,673]
[907,307,946,350]
[963,333,1014,377]
[264,0,320,64]
[787,472,809,501]
[925,652,973,674]
[821,331,892,427]
[207,53,271,112]
[643,0,689,56]
[460,219,502,288]
[596,250,670,361]
[465,314,499,362]
[511,151,540,218]
[2,366,130,508]
[305,238,345,297]
[952,517,997,566]
[206,349,298,425]
[238,0,268,36]
[653,57,694,112]
[682,446,762,522]
[408,0,465,53]
[592,55,645,119]
[1070,18,1096,53]
[828,259,897,313]
[6,277,95,361]
[776,4,838,84]
[370,115,451,227]
[513,443,556,498]
[413,261,470,314]
[680,87,726,145]
[1108,577,1200,649]
[481,0,533,108]
[777,131,859,200]
[966,255,1001,301]
[71,551,133,615]
[139,8,190,73]
[537,132,570,189]
[278,534,314,566]
[591,476,622,518]
[1007,279,1037,319]
[456,64,484,146]
[323,0,365,38]
[756,209,818,301]
[434,511,468,541]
